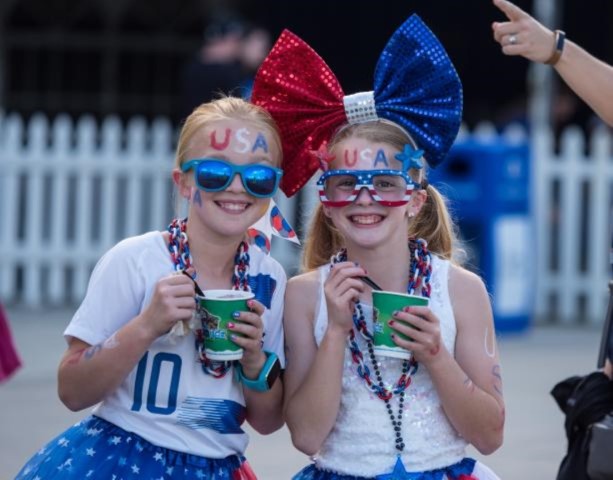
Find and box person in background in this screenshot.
[0,302,21,383]
[238,26,272,101]
[492,0,613,127]
[493,0,613,380]
[15,96,286,479]
[180,13,246,120]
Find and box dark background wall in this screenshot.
[1,0,611,127]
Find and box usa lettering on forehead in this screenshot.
[209,128,270,155]
[342,148,390,168]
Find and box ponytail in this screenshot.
[302,205,344,271]
[408,183,457,261]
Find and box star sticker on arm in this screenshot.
[395,144,424,172]
[310,143,336,171]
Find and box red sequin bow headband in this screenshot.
[251,14,463,197]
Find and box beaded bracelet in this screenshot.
[545,29,566,66]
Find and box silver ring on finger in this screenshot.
[508,34,518,45]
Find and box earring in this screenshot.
[408,212,415,218]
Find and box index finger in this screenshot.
[493,0,527,22]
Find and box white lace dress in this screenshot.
[294,255,499,479]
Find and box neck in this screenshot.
[184,218,244,286]
[344,240,411,293]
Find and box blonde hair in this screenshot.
[175,96,282,170]
[302,120,458,271]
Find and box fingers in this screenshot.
[493,0,526,22]
[327,262,367,290]
[492,22,519,43]
[229,303,264,347]
[389,307,442,358]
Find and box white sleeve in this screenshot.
[262,261,287,368]
[64,239,147,346]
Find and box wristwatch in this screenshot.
[236,351,282,392]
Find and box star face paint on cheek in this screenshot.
[193,189,203,207]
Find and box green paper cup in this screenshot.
[372,291,429,359]
[196,290,255,361]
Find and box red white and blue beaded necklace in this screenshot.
[332,238,432,476]
[167,217,250,378]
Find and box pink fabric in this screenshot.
[0,303,21,382]
[232,460,258,480]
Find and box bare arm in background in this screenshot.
[492,0,613,126]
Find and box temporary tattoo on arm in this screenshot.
[103,333,120,349]
[484,327,496,358]
[495,405,506,432]
[463,375,475,393]
[491,364,503,396]
[83,343,103,360]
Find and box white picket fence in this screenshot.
[0,112,612,325]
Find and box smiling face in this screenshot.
[324,134,425,249]
[176,117,281,241]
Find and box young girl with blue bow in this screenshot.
[252,15,504,480]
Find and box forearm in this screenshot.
[556,41,613,126]
[58,316,156,411]
[426,349,504,454]
[244,379,284,434]
[285,328,347,455]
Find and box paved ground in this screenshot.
[0,307,605,480]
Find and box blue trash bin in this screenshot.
[429,138,532,333]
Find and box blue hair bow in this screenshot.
[252,14,463,197]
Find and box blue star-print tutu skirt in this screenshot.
[292,457,501,480]
[15,416,257,480]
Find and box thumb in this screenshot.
[493,0,526,21]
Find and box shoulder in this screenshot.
[108,231,164,258]
[287,269,320,293]
[249,247,287,283]
[448,263,488,297]
[286,270,320,317]
[97,231,165,270]
[448,264,492,328]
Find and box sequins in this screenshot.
[251,15,462,197]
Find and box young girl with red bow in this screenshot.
[252,15,504,480]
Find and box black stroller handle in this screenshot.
[596,280,613,369]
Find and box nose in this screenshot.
[225,172,245,193]
[354,186,375,205]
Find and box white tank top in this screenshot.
[312,255,468,476]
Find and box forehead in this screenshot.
[330,136,403,170]
[189,118,280,163]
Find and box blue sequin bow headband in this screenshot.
[251,14,463,197]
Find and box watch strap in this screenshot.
[236,351,280,392]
